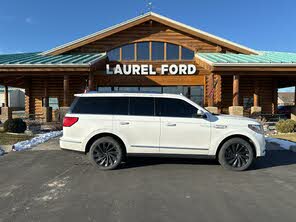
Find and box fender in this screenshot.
[209,129,262,156]
[82,129,130,152]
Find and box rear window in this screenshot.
[70,97,128,115]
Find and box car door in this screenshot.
[113,97,160,154]
[157,98,211,155]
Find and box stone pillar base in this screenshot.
[229,106,244,116]
[42,107,52,122]
[251,106,262,116]
[59,107,70,122]
[205,106,218,114]
[290,107,296,121]
[1,107,12,122]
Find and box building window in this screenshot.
[182,47,195,60]
[107,48,120,61]
[97,86,204,105]
[42,97,59,110]
[151,42,164,60]
[167,43,179,60]
[106,41,195,61]
[122,44,135,60]
[137,42,149,60]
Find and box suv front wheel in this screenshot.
[218,138,254,171]
[88,136,123,170]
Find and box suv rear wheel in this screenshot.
[218,138,254,171]
[88,136,123,170]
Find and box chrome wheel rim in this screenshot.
[225,143,250,168]
[92,142,119,167]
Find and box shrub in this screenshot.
[275,119,296,133]
[3,118,27,133]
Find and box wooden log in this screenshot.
[233,74,240,106]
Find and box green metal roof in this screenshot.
[0,52,106,66]
[197,51,296,65]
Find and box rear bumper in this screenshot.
[60,137,84,152]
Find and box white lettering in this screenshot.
[114,64,123,75]
[187,64,196,75]
[142,65,149,75]
[179,64,187,75]
[106,64,113,75]
[132,65,141,75]
[105,64,196,75]
[123,64,132,75]
[161,64,169,75]
[149,65,156,75]
[169,64,178,75]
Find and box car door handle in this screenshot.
[166,123,176,127]
[120,121,130,125]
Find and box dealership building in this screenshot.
[1,12,296,121]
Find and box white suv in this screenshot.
[60,93,266,171]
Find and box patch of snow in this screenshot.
[266,137,296,151]
[0,148,4,156]
[12,131,63,151]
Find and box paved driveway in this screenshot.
[0,140,296,222]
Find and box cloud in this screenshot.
[25,17,34,24]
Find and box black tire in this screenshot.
[88,136,123,170]
[218,138,254,171]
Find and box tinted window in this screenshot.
[156,98,197,118]
[70,97,128,115]
[152,42,164,60]
[122,44,135,60]
[130,97,154,116]
[137,42,149,60]
[182,47,194,60]
[167,43,179,60]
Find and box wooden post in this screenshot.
[272,81,278,114]
[44,80,49,107]
[233,74,240,106]
[254,80,260,107]
[88,73,94,91]
[207,74,214,107]
[4,85,8,107]
[294,86,296,106]
[63,75,69,107]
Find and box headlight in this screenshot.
[248,124,264,135]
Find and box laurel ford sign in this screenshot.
[106,64,196,75]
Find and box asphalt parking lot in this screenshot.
[1,141,296,222]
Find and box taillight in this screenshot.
[63,117,79,127]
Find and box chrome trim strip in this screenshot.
[60,138,82,144]
[131,145,208,151]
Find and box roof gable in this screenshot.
[41,12,258,56]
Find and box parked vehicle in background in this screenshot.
[60,93,266,171]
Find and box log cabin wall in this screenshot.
[221,75,275,114]
[24,75,87,117]
[67,21,238,54]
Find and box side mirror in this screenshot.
[195,109,207,119]
[197,109,205,116]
